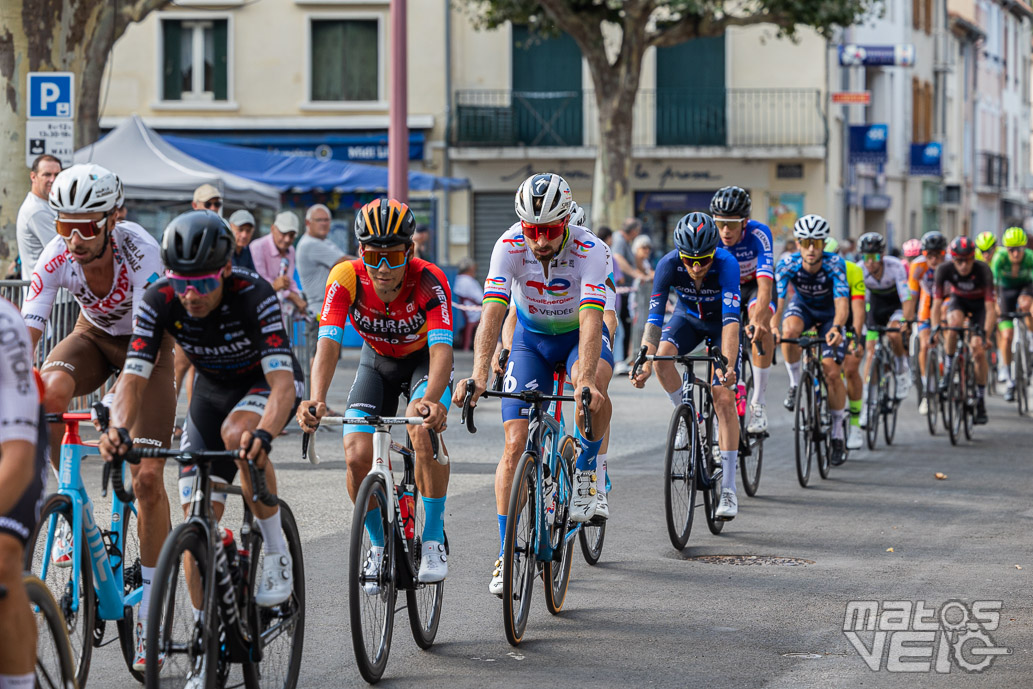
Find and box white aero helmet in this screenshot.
[515,173,572,225]
[568,201,586,227]
[49,163,122,214]
[793,214,831,240]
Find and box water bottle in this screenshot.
[220,528,240,587]
[735,383,747,417]
[398,488,416,540]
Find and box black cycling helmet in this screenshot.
[950,235,976,259]
[921,230,948,253]
[709,186,751,218]
[161,210,234,274]
[858,232,886,254]
[354,198,417,247]
[673,212,720,256]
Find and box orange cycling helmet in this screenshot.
[354,198,417,248]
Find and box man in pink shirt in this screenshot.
[251,210,308,317]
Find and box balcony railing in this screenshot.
[450,88,826,148]
[977,151,1009,190]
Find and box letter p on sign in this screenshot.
[27,73,74,119]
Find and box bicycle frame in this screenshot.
[37,414,139,620]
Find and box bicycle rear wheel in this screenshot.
[946,359,963,445]
[1014,332,1028,415]
[243,501,306,689]
[663,404,697,550]
[883,363,899,446]
[348,475,396,683]
[25,493,94,689]
[115,498,145,684]
[816,380,832,479]
[24,574,77,689]
[962,357,975,440]
[405,491,445,650]
[503,452,538,646]
[864,363,881,451]
[698,387,724,535]
[571,436,606,565]
[793,373,815,488]
[738,355,763,497]
[924,349,939,435]
[543,437,575,615]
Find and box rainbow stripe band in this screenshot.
[579,298,606,312]
[483,291,510,306]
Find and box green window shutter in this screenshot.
[655,36,726,145]
[162,20,183,101]
[213,20,228,101]
[510,24,583,145]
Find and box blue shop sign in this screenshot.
[910,142,942,176]
[849,124,888,164]
[838,44,916,67]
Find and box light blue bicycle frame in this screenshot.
[37,416,141,620]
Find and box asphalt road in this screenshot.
[64,350,1033,688]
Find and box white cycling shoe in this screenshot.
[846,424,863,450]
[715,489,738,520]
[895,372,911,400]
[362,547,384,596]
[570,468,598,522]
[418,540,447,583]
[918,397,929,415]
[489,558,504,597]
[746,403,768,434]
[256,552,293,607]
[594,491,609,520]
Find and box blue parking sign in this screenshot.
[28,72,74,119]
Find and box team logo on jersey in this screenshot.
[585,283,606,294]
[130,337,147,351]
[526,278,571,296]
[573,239,595,253]
[502,237,526,247]
[265,334,283,348]
[723,292,741,308]
[485,277,507,287]
[158,284,176,304]
[28,274,42,300]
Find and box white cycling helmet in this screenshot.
[793,214,831,240]
[515,173,572,225]
[569,201,586,227]
[49,163,122,215]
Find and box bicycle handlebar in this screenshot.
[744,324,765,357]
[631,344,728,379]
[123,447,277,507]
[492,348,510,392]
[460,377,592,436]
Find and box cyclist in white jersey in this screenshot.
[22,164,177,668]
[454,173,615,596]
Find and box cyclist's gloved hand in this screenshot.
[91,391,115,431]
[415,398,447,432]
[297,401,325,433]
[99,426,132,462]
[241,428,273,468]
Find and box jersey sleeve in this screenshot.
[126,231,164,327]
[578,242,611,314]
[892,261,911,302]
[908,261,924,295]
[775,255,794,299]
[847,263,865,300]
[483,232,520,308]
[122,284,171,380]
[421,264,454,347]
[750,227,775,281]
[248,280,295,375]
[828,256,849,299]
[647,254,678,326]
[933,264,948,300]
[979,263,995,301]
[719,258,742,326]
[0,304,41,444]
[20,240,64,333]
[990,250,1007,283]
[318,260,358,344]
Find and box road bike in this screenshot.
[1001,310,1033,415]
[863,325,901,450]
[631,344,728,550]
[303,412,446,683]
[25,411,143,688]
[0,574,78,688]
[936,325,977,445]
[461,378,594,646]
[123,448,305,689]
[738,326,766,497]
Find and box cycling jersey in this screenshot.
[22,221,162,336]
[125,267,303,384]
[933,261,994,302]
[723,220,774,285]
[907,257,939,298]
[862,255,910,301]
[845,260,865,302]
[483,223,614,336]
[319,258,453,358]
[990,248,1033,289]
[775,252,849,309]
[647,248,741,328]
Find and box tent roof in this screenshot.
[164,135,469,194]
[74,115,280,208]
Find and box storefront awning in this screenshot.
[183,131,425,163]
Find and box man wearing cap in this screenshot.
[296,204,347,317]
[17,154,62,279]
[228,209,258,271]
[252,211,308,319]
[191,184,223,215]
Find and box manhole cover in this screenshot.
[687,555,814,566]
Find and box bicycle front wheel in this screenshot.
[25,493,94,689]
[738,355,763,497]
[946,360,963,445]
[348,474,396,683]
[503,452,538,646]
[883,363,899,446]
[794,373,815,487]
[243,501,306,689]
[115,498,145,684]
[25,574,77,689]
[406,491,445,650]
[663,404,697,549]
[543,436,575,614]
[864,364,881,451]
[962,358,975,440]
[1014,333,1028,415]
[924,349,939,435]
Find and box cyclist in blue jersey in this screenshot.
[632,212,742,519]
[710,186,775,434]
[774,214,851,465]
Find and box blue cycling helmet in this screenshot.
[673,212,719,256]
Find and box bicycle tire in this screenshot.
[348,474,396,683]
[816,378,832,480]
[243,500,306,689]
[25,574,78,689]
[794,372,814,488]
[738,355,763,497]
[924,349,939,435]
[114,499,144,684]
[864,361,881,451]
[146,521,218,689]
[963,357,975,440]
[946,359,963,446]
[571,435,606,565]
[25,492,95,689]
[405,493,445,651]
[1014,331,1027,415]
[543,436,575,614]
[663,404,697,550]
[698,385,724,535]
[883,358,899,446]
[503,452,538,646]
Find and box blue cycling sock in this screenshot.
[575,428,603,470]
[421,496,446,543]
[497,514,507,557]
[364,507,385,548]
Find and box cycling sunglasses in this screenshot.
[923,249,945,258]
[798,238,825,250]
[55,214,110,240]
[165,268,224,296]
[863,252,882,262]
[713,217,745,229]
[362,246,409,270]
[520,219,567,242]
[679,250,715,269]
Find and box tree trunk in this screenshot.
[0,0,168,270]
[591,89,637,231]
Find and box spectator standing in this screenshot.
[611,218,646,363]
[628,233,655,359]
[413,224,432,260]
[595,226,627,370]
[452,257,484,349]
[191,184,223,215]
[252,210,308,322]
[228,209,258,271]
[296,204,347,317]
[16,154,62,279]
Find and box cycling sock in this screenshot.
[786,360,802,387]
[752,366,770,405]
[497,514,507,557]
[0,673,35,689]
[667,389,682,407]
[421,496,446,543]
[257,511,288,556]
[574,428,603,470]
[596,454,607,495]
[831,408,847,439]
[943,354,953,372]
[895,355,908,374]
[720,451,737,491]
[849,399,862,426]
[139,565,155,622]
[977,385,986,399]
[1005,365,1015,382]
[364,507,385,548]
